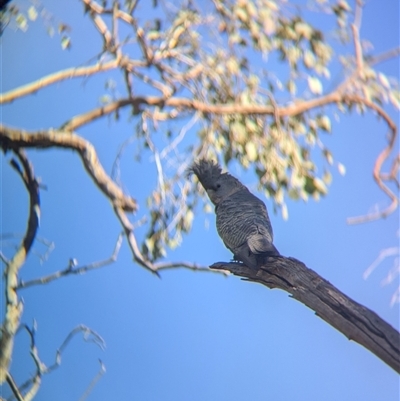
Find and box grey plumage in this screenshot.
[189,159,279,269]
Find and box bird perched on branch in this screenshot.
[189,159,279,269]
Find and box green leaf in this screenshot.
[27,6,38,21]
[318,115,331,132]
[183,209,194,231]
[61,36,71,50]
[303,50,316,68]
[308,76,323,95]
[313,177,328,195]
[322,170,332,185]
[338,163,346,176]
[16,13,28,32]
[245,141,258,162]
[281,203,289,221]
[323,149,334,165]
[378,73,390,89]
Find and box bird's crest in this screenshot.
[188,159,241,190]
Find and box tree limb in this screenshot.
[0,125,137,212]
[0,60,120,104]
[0,150,40,384]
[12,323,105,400]
[211,257,400,373]
[17,234,124,290]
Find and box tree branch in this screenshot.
[113,206,225,276]
[345,95,398,224]
[0,60,120,104]
[0,149,40,384]
[12,323,105,400]
[0,125,137,212]
[17,234,124,290]
[211,257,400,373]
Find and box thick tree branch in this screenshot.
[0,125,225,278]
[0,150,40,384]
[211,257,400,373]
[0,125,137,212]
[60,92,398,223]
[60,92,394,132]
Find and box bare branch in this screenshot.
[346,96,398,224]
[113,206,161,276]
[78,359,106,401]
[0,125,137,212]
[61,92,346,131]
[211,257,400,373]
[364,247,400,280]
[0,150,40,384]
[368,47,400,67]
[5,373,24,401]
[113,206,223,276]
[0,60,119,104]
[352,0,364,73]
[155,261,229,274]
[17,234,123,290]
[12,323,105,399]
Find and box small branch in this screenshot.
[0,125,137,212]
[352,0,364,74]
[113,206,160,276]
[0,150,40,384]
[211,257,400,373]
[0,60,119,104]
[346,95,398,224]
[78,359,106,401]
[6,373,24,401]
[155,260,229,274]
[113,206,225,275]
[13,323,105,399]
[367,47,400,67]
[17,234,123,290]
[55,325,106,359]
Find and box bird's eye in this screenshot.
[216,184,221,189]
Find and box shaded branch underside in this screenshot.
[211,257,400,373]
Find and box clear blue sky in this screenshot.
[1,1,399,400]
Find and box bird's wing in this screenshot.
[247,223,278,255]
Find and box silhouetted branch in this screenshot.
[211,257,400,373]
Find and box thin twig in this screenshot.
[14,323,106,398]
[78,359,106,401]
[352,0,364,74]
[17,234,123,290]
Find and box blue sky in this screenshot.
[1,1,399,400]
